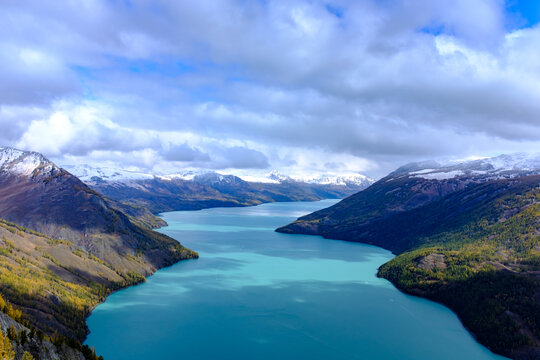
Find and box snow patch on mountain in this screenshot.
[62,163,374,188]
[267,170,294,183]
[239,175,279,184]
[304,174,373,186]
[409,153,540,180]
[247,170,374,186]
[409,169,438,175]
[157,169,214,181]
[64,165,220,184]
[0,147,55,176]
[415,170,465,180]
[63,164,154,183]
[482,153,540,172]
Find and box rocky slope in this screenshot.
[0,147,197,350]
[1,311,94,360]
[277,153,540,360]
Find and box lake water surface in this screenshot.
[86,200,507,360]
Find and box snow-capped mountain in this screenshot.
[394,153,540,181]
[62,164,154,183]
[258,170,374,187]
[0,147,56,177]
[475,153,540,173]
[63,163,375,189]
[63,164,222,184]
[303,174,374,187]
[157,169,215,181]
[266,170,294,183]
[65,153,540,188]
[192,172,245,186]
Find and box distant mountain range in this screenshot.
[278,153,540,360]
[63,164,373,187]
[0,147,197,359]
[63,164,374,214]
[263,170,373,186]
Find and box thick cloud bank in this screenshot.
[1,0,539,178]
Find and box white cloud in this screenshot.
[18,111,74,155]
[1,0,540,179]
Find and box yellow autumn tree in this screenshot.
[0,330,15,360]
[22,351,34,360]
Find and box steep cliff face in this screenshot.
[1,312,87,360]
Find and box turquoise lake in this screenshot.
[85,200,508,360]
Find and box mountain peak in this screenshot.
[157,169,215,181]
[478,152,540,172]
[0,146,56,177]
[192,172,245,185]
[62,164,154,183]
[267,170,295,183]
[303,173,374,186]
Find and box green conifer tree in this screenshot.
[18,330,27,345]
[6,326,16,341]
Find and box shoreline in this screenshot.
[291,234,515,360]
[83,255,199,341]
[375,272,510,359]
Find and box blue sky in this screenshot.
[507,0,540,28]
[1,0,540,179]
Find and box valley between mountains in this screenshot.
[0,146,539,360]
